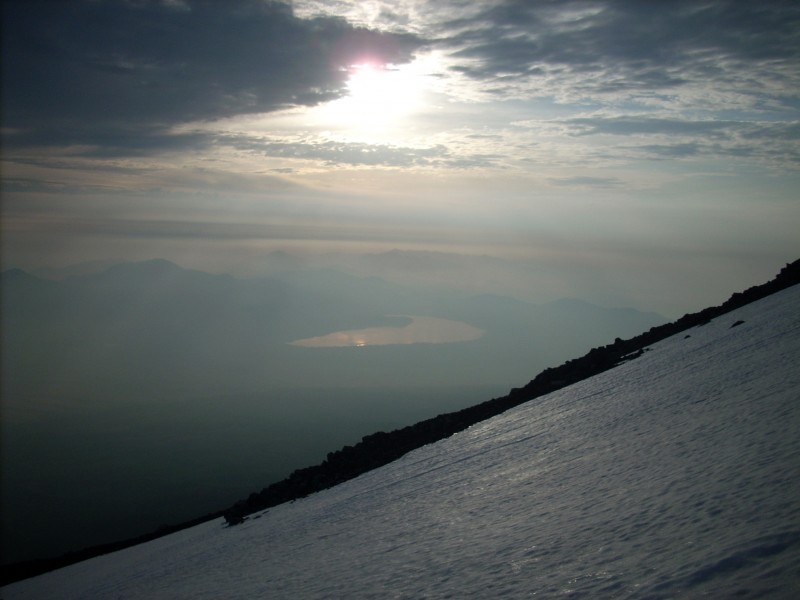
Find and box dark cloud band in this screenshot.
[437,0,800,98]
[1,0,422,148]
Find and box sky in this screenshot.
[2,0,799,316]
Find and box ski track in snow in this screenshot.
[4,285,800,599]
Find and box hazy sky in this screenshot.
[2,0,799,315]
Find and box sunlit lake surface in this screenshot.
[289,316,484,347]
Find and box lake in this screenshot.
[289,316,485,347]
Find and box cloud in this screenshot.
[558,116,800,166]
[565,117,734,138]
[548,176,623,188]
[634,143,701,159]
[6,127,218,158]
[1,0,423,150]
[432,0,800,105]
[220,134,501,168]
[222,135,448,167]
[288,0,800,173]
[5,0,798,171]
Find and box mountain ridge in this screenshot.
[1,259,667,393]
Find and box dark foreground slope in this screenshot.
[2,258,798,585]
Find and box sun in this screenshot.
[312,56,437,139]
[346,63,411,108]
[333,63,421,126]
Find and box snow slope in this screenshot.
[4,285,800,599]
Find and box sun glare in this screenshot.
[313,55,438,139]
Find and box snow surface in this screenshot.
[5,285,800,599]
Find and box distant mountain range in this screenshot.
[2,258,666,399]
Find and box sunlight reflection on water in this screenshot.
[289,316,484,347]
